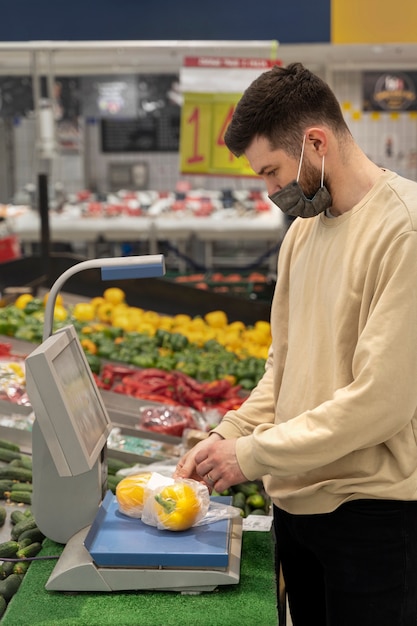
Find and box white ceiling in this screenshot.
[0,40,416,76]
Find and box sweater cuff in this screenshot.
[235,435,265,481]
[211,421,242,439]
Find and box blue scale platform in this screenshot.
[84,491,231,568]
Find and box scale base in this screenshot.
[46,519,243,593]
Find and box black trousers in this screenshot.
[273,499,417,626]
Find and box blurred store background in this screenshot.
[0,0,416,270]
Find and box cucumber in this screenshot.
[0,573,23,601]
[17,454,32,470]
[10,482,32,492]
[0,540,19,558]
[16,527,44,544]
[17,537,33,549]
[11,518,37,541]
[0,467,32,482]
[13,560,31,575]
[107,457,130,475]
[1,561,14,577]
[9,491,32,505]
[107,474,122,493]
[0,506,6,527]
[0,480,14,498]
[16,541,42,559]
[9,456,33,470]
[0,447,23,463]
[0,595,6,618]
[10,510,28,525]
[0,439,20,452]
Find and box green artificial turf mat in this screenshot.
[2,530,278,626]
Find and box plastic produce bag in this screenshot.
[141,473,241,532]
[116,471,241,530]
[137,404,208,438]
[115,471,153,518]
[142,476,209,531]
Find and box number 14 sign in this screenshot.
[179,92,257,177]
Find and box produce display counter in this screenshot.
[8,202,286,271]
[0,334,183,468]
[11,209,154,258]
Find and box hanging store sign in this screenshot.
[179,56,281,177]
[362,71,417,112]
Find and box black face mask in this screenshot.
[268,135,332,218]
[269,180,332,218]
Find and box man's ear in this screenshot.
[306,127,327,155]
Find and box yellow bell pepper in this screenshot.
[72,302,96,322]
[154,482,202,531]
[116,472,153,518]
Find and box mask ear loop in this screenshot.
[296,135,307,182]
[320,154,325,188]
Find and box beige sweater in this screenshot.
[214,169,417,514]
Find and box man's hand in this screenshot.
[174,433,247,493]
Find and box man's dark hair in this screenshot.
[224,62,351,158]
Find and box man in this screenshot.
[174,63,417,625]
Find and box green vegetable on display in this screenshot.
[0,295,268,393]
[215,480,271,518]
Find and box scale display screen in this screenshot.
[26,325,112,477]
[52,342,108,458]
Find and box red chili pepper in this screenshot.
[176,381,203,405]
[92,374,111,390]
[224,384,243,397]
[135,393,181,405]
[201,379,232,399]
[102,364,134,378]
[190,398,205,411]
[134,368,174,380]
[174,370,204,392]
[212,398,245,411]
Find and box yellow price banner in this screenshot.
[180,92,257,177]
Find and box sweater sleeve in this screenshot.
[213,351,275,440]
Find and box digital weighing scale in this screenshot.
[24,254,243,593]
